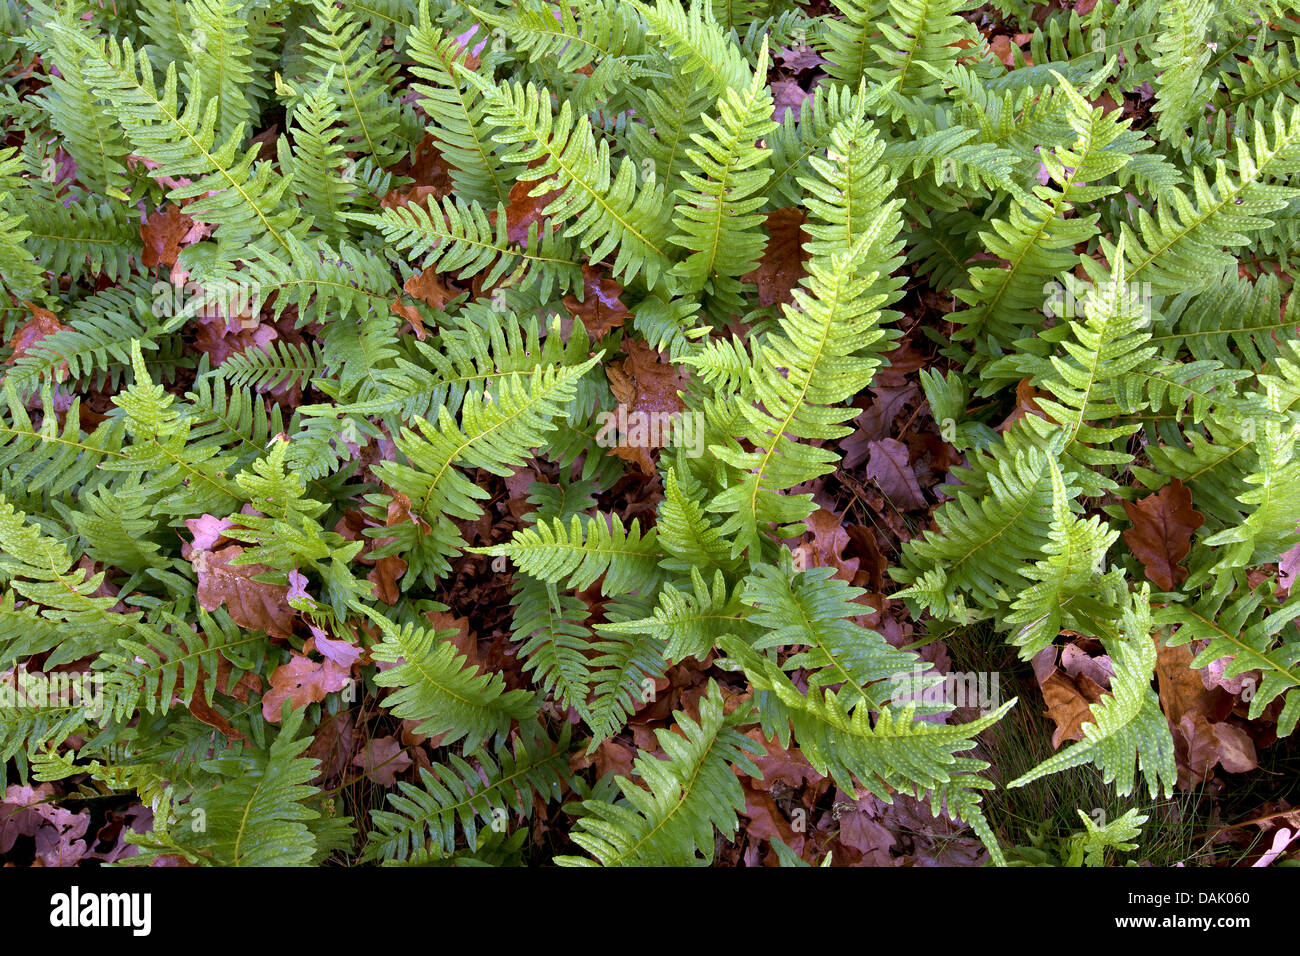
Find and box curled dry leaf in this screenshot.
[794,507,860,582]
[1122,478,1205,591]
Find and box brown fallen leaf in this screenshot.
[498,177,561,245]
[1039,670,1099,748]
[744,728,825,793]
[742,786,806,861]
[770,79,809,123]
[996,378,1049,432]
[1122,479,1205,591]
[403,264,461,313]
[380,183,441,212]
[187,670,246,743]
[1060,642,1113,689]
[865,437,926,510]
[794,507,860,582]
[192,545,296,640]
[305,711,354,783]
[352,735,413,786]
[1182,714,1258,778]
[841,385,918,468]
[743,207,810,307]
[7,303,68,370]
[140,205,196,269]
[261,653,351,722]
[1156,641,1233,727]
[406,134,454,197]
[562,264,629,340]
[604,338,689,473]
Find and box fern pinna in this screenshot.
[0,0,1297,868]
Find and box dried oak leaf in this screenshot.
[308,626,362,671]
[775,44,827,72]
[193,545,296,639]
[305,711,354,783]
[771,79,810,123]
[1060,642,1113,689]
[841,385,918,468]
[562,264,629,340]
[187,669,246,743]
[1181,714,1258,778]
[865,437,926,510]
[261,653,351,722]
[742,786,806,861]
[184,513,236,552]
[794,507,860,582]
[1039,669,1100,748]
[1156,641,1233,727]
[404,264,461,313]
[498,177,561,245]
[366,492,415,603]
[743,207,810,307]
[390,297,429,341]
[604,338,689,473]
[380,184,441,212]
[140,205,196,268]
[744,728,825,793]
[352,735,413,786]
[406,133,454,196]
[1122,479,1205,591]
[7,303,68,369]
[996,378,1049,431]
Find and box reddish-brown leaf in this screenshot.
[1039,669,1099,748]
[865,437,926,510]
[352,735,413,786]
[187,670,246,743]
[743,207,810,307]
[794,507,860,582]
[6,303,68,368]
[403,265,461,313]
[406,134,454,196]
[562,264,629,340]
[1122,479,1205,591]
[604,339,689,473]
[261,653,351,721]
[1278,525,1300,598]
[140,205,195,268]
[499,177,560,245]
[193,545,296,639]
[390,298,428,341]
